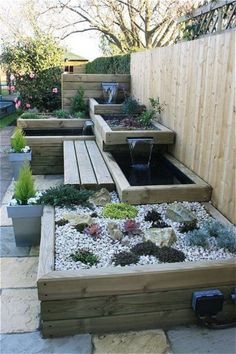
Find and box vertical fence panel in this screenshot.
[131,30,235,223]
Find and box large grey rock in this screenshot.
[0,257,38,288]
[0,332,92,354]
[1,288,40,333]
[93,330,171,354]
[89,188,111,206]
[144,227,177,247]
[63,213,94,226]
[107,222,123,241]
[165,204,196,223]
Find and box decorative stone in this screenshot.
[89,188,111,206]
[1,288,40,333]
[144,227,177,247]
[165,204,196,223]
[63,214,94,226]
[107,222,123,241]
[93,330,171,354]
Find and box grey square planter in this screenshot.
[8,151,32,180]
[7,204,43,247]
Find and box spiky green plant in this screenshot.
[71,87,86,113]
[14,162,36,204]
[11,128,26,152]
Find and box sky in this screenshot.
[0,0,102,61]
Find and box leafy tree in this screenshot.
[1,32,63,111]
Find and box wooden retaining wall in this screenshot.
[131,30,236,224]
[37,207,236,338]
[62,74,130,111]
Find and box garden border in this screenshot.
[89,98,175,146]
[37,206,236,338]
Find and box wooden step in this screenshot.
[63,140,114,190]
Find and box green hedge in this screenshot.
[86,54,130,74]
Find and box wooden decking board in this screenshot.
[63,140,114,189]
[85,140,114,185]
[63,141,80,185]
[74,141,97,186]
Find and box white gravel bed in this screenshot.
[55,192,235,271]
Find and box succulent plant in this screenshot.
[157,246,186,263]
[55,218,69,227]
[144,210,162,223]
[131,241,159,256]
[112,251,139,266]
[70,250,98,265]
[73,223,88,233]
[178,220,198,233]
[124,219,141,235]
[84,223,101,238]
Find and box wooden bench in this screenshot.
[63,140,114,190]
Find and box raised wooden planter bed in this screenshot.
[89,98,175,146]
[14,117,94,174]
[37,206,235,338]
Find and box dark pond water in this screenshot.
[24,128,93,136]
[112,152,194,186]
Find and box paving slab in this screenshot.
[167,326,236,354]
[33,175,64,191]
[0,257,38,288]
[0,288,40,333]
[0,205,12,226]
[93,330,171,354]
[0,226,30,257]
[0,332,92,354]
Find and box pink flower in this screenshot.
[26,103,31,108]
[29,72,35,79]
[15,100,21,109]
[14,97,18,103]
[52,87,58,93]
[10,85,15,91]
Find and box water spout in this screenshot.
[101,82,119,104]
[127,138,154,168]
[82,120,94,135]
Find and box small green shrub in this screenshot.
[131,241,159,256]
[149,97,166,115]
[73,111,86,119]
[157,246,186,263]
[52,110,70,118]
[21,112,40,119]
[122,96,139,116]
[70,250,98,266]
[11,128,26,152]
[71,87,86,114]
[14,162,36,204]
[103,203,138,219]
[40,185,93,206]
[138,109,155,127]
[187,229,210,248]
[113,251,139,266]
[55,219,69,226]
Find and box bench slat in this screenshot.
[74,141,97,187]
[63,141,80,184]
[85,140,114,185]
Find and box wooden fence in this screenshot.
[62,74,130,111]
[131,30,235,223]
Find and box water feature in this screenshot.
[101,82,119,104]
[82,120,94,135]
[127,138,154,168]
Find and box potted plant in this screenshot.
[8,127,31,180]
[7,162,43,247]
